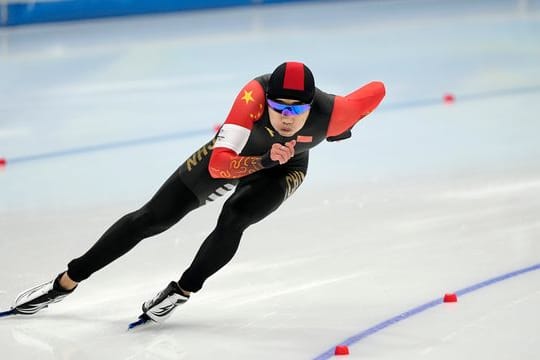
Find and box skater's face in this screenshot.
[267,98,310,137]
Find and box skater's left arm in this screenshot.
[326,81,386,141]
[208,80,272,179]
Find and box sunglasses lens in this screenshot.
[267,99,310,115]
[291,104,311,114]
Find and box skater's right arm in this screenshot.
[325,81,385,139]
[208,80,293,179]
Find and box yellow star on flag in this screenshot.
[241,90,255,104]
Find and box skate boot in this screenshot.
[12,273,76,315]
[142,281,190,323]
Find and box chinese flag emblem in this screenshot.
[296,135,312,143]
[241,90,255,104]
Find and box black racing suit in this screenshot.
[66,74,374,292]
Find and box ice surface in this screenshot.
[1,0,540,359]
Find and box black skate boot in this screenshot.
[142,281,190,322]
[12,273,76,315]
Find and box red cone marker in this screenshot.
[335,345,350,356]
[443,293,458,303]
[443,93,455,104]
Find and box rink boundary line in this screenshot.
[312,262,540,360]
[6,129,211,165]
[3,84,540,166]
[383,84,540,111]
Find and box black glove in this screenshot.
[326,129,352,142]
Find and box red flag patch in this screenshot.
[296,135,313,143]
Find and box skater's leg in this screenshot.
[7,170,201,315]
[179,167,306,293]
[67,170,200,283]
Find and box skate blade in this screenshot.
[127,314,151,330]
[0,309,17,318]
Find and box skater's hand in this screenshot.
[270,140,296,165]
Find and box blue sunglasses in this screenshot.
[267,98,311,116]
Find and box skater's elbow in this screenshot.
[208,149,232,179]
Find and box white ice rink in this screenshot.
[1,0,540,359]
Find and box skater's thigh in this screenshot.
[143,169,200,221]
[223,166,307,225]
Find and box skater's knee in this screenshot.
[130,207,171,238]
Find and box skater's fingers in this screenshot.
[270,144,286,164]
[284,140,296,158]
